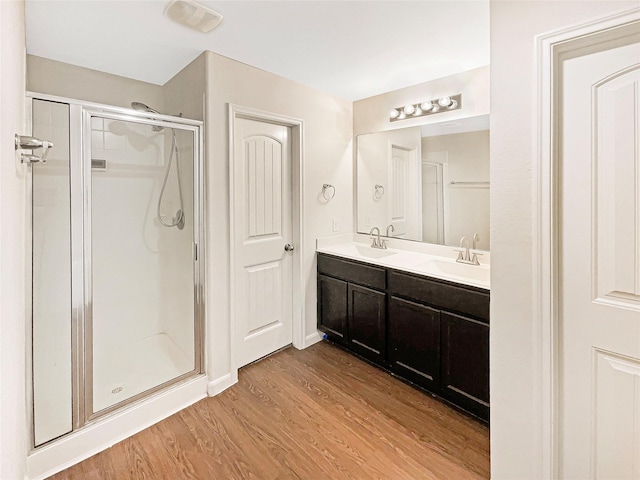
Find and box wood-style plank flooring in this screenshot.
[50,341,490,480]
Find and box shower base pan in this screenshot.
[92,332,193,413]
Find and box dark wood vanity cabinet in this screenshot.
[317,254,386,362]
[317,252,490,422]
[317,275,348,343]
[348,284,386,362]
[387,296,440,390]
[441,312,489,420]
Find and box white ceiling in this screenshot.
[25,0,489,101]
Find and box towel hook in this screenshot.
[322,184,335,201]
[15,134,54,164]
[374,184,385,200]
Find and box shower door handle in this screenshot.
[284,244,294,252]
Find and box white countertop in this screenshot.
[316,236,490,290]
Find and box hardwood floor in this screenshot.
[49,341,490,480]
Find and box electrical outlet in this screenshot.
[332,219,340,232]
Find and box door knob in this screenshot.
[284,244,295,252]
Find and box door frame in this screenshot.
[228,104,305,371]
[533,7,640,478]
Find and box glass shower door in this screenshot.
[32,99,73,446]
[85,112,197,415]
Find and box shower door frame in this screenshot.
[27,92,206,446]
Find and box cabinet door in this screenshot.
[348,284,385,362]
[317,274,348,344]
[388,296,440,390]
[441,311,489,420]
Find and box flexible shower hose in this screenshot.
[157,128,185,229]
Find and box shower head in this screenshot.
[131,101,161,114]
[131,102,164,132]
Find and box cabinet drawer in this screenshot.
[317,253,386,290]
[388,270,489,322]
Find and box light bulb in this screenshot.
[420,101,433,111]
[403,104,415,115]
[412,106,423,116]
[389,109,400,119]
[447,100,458,110]
[398,111,406,120]
[438,96,452,107]
[431,104,440,113]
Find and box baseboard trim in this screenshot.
[303,331,323,349]
[27,375,207,480]
[207,370,238,396]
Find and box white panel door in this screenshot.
[559,29,640,479]
[233,117,293,368]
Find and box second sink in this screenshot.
[418,259,490,283]
[353,244,397,259]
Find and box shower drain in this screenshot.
[111,386,123,394]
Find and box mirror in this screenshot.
[356,114,490,250]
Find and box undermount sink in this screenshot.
[353,245,397,259]
[418,259,490,283]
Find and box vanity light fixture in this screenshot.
[390,94,462,122]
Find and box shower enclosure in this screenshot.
[30,96,204,447]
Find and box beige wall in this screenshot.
[205,51,353,383]
[353,66,489,136]
[0,0,28,478]
[164,53,206,122]
[489,1,638,478]
[27,55,165,111]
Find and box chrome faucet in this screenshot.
[455,235,482,266]
[473,233,480,250]
[386,224,395,238]
[369,226,386,249]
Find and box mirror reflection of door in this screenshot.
[389,143,422,239]
[421,160,445,245]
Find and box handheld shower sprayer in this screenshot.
[130,101,185,230]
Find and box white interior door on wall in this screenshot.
[559,25,640,479]
[232,117,293,368]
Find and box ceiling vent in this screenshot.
[164,0,223,33]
